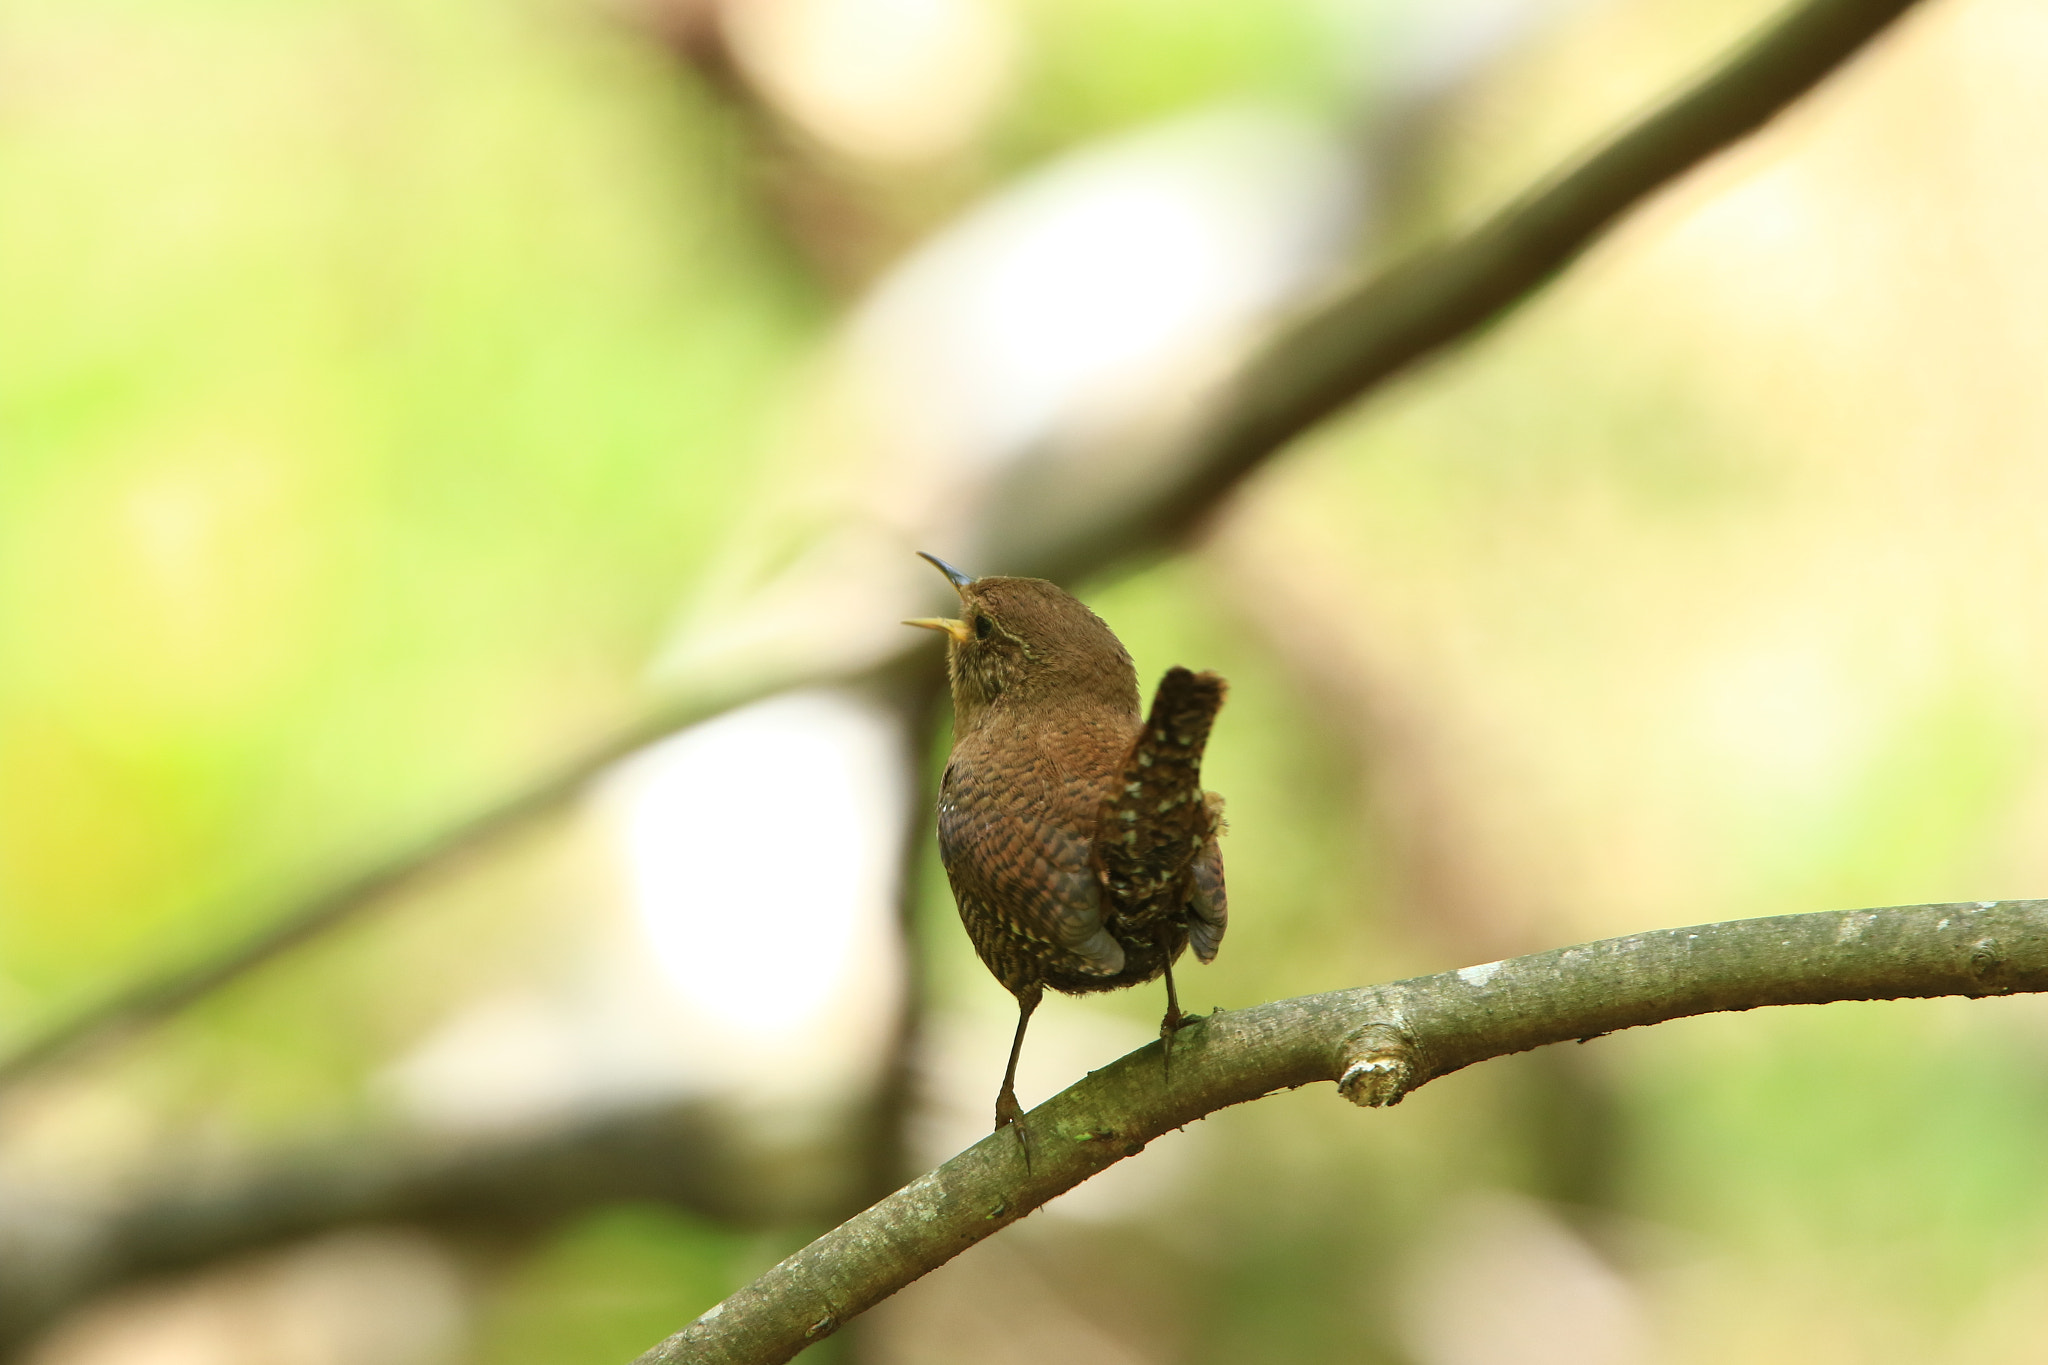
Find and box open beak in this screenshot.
[905,551,977,641]
[904,615,972,643]
[916,551,976,591]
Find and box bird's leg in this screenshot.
[1158,944,1185,1079]
[995,985,1041,1132]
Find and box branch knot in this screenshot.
[1337,1023,1418,1108]
[1968,937,2014,992]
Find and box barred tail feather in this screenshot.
[1096,668,1229,931]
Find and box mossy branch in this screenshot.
[643,900,2048,1365]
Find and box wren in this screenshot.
[906,553,1228,1131]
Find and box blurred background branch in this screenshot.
[1009,0,1928,580]
[0,681,799,1093]
[0,1099,762,1360]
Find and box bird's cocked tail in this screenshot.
[1096,668,1226,901]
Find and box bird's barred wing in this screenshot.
[939,762,1125,978]
[1189,801,1227,963]
[1097,668,1227,930]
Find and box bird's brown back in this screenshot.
[922,573,1227,998]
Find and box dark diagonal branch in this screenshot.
[1018,0,1925,580]
[0,1100,760,1357]
[643,900,2048,1365]
[0,678,803,1091]
[0,0,1928,1093]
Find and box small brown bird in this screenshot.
[906,553,1228,1130]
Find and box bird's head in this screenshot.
[905,552,1138,728]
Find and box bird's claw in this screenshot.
[994,1089,1032,1171]
[1160,1008,1186,1080]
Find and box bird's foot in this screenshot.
[994,1087,1032,1172]
[1159,1007,1186,1080]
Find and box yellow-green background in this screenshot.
[5,0,2048,1361]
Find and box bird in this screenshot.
[905,552,1228,1131]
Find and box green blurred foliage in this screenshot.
[0,0,821,1012]
[998,0,1341,161]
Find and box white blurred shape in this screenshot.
[724,0,1017,163]
[28,1230,465,1365]
[611,689,911,1081]
[384,689,909,1130]
[652,110,1361,686]
[1401,1193,1650,1365]
[852,107,1360,474]
[1320,0,1576,106]
[384,989,700,1134]
[972,176,1258,442]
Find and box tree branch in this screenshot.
[0,0,1929,1093]
[642,899,2048,1365]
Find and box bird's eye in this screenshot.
[974,614,993,640]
